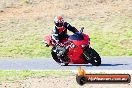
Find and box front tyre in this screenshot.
[89,48,101,66]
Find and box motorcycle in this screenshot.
[43,27,101,66]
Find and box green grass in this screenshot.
[0,70,71,82]
[0,19,52,58]
[0,12,132,58]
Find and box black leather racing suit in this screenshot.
[51,22,78,43]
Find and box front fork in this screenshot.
[82,46,93,62]
[83,50,91,62]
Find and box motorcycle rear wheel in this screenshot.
[60,62,69,66]
[51,47,61,64]
[51,47,69,66]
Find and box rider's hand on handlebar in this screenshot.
[75,32,81,35]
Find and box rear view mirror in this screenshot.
[80,27,84,33]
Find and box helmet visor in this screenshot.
[55,22,63,27]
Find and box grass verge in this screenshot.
[0,70,71,82]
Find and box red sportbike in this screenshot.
[43,27,101,66]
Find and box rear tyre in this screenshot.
[51,47,61,64]
[64,62,69,66]
[60,62,69,66]
[51,47,69,66]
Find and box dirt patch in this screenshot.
[0,0,131,21]
[0,75,132,88]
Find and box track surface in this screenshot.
[0,57,132,70]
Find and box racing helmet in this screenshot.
[54,16,64,27]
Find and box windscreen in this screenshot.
[69,34,84,40]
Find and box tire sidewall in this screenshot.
[90,48,101,66]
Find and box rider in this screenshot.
[51,16,79,44]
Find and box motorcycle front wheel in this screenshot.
[83,47,101,66]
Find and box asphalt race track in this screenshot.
[0,57,132,70]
